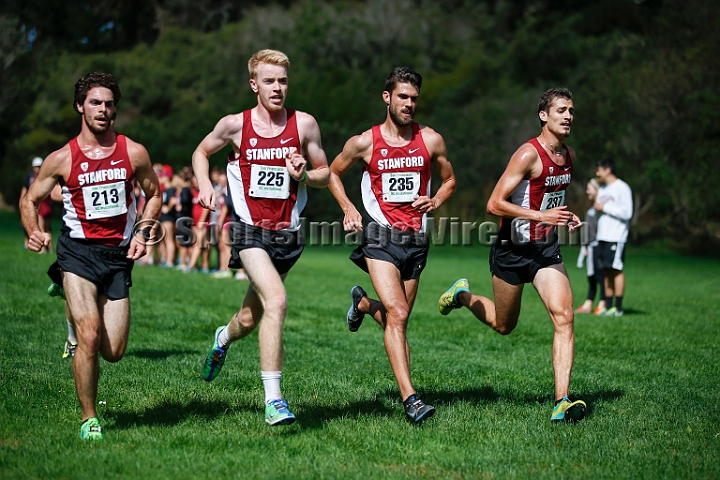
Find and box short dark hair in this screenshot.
[73,72,121,113]
[384,67,422,93]
[596,157,617,175]
[537,87,573,127]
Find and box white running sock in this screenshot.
[261,371,282,404]
[218,325,232,349]
[67,319,77,344]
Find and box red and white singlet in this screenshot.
[227,109,305,231]
[502,138,573,242]
[361,123,432,233]
[61,134,137,247]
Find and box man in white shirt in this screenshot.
[594,158,633,316]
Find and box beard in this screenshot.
[85,113,111,134]
[261,94,285,113]
[389,104,413,127]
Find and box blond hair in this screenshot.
[248,49,290,79]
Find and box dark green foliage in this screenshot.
[1,0,718,244]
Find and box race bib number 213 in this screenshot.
[82,181,127,219]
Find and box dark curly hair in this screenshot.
[73,72,121,113]
[537,87,573,127]
[384,66,422,94]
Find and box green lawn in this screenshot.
[1,213,719,479]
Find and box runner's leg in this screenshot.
[366,258,417,401]
[532,264,575,400]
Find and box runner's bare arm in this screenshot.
[413,128,456,213]
[49,184,63,202]
[293,112,329,188]
[127,140,161,260]
[192,114,244,211]
[487,144,574,226]
[329,131,372,232]
[20,148,70,252]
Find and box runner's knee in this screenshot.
[235,309,258,330]
[101,343,126,362]
[550,306,574,330]
[76,321,102,352]
[385,305,410,324]
[495,322,517,336]
[262,294,288,320]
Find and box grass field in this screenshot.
[1,212,719,479]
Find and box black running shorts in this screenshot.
[489,237,563,285]
[595,240,626,271]
[227,221,304,275]
[48,234,133,300]
[350,223,429,280]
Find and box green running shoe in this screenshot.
[47,282,66,300]
[202,326,228,382]
[600,307,623,317]
[62,340,77,359]
[265,399,296,425]
[80,417,103,440]
[438,278,470,315]
[551,396,586,423]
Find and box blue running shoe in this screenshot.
[551,396,587,423]
[265,399,296,425]
[202,326,227,382]
[346,286,367,332]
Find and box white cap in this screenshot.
[32,157,43,167]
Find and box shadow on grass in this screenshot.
[297,397,396,429]
[127,349,198,359]
[106,399,233,429]
[424,387,624,420]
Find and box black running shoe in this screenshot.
[346,286,367,332]
[403,394,436,423]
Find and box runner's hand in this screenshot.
[27,230,50,253]
[542,205,574,226]
[412,195,438,213]
[126,236,147,260]
[198,186,216,211]
[568,213,582,232]
[343,206,363,232]
[285,147,307,181]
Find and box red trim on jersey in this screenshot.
[364,123,431,232]
[63,134,136,246]
[233,108,302,230]
[500,138,573,241]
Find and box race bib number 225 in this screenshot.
[249,164,290,199]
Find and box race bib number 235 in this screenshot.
[382,172,420,203]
